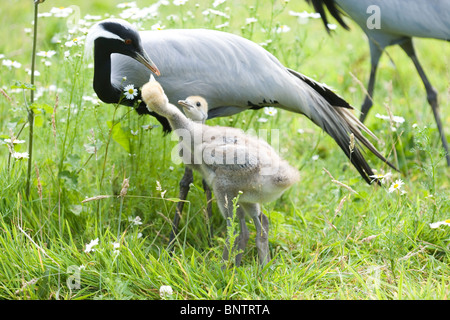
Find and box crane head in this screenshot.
[178,96,209,123]
[86,18,161,76]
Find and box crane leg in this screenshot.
[400,39,450,166]
[241,203,270,267]
[227,207,250,268]
[202,178,214,247]
[360,42,383,123]
[235,210,250,267]
[216,193,249,268]
[168,167,193,250]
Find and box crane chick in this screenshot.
[141,78,299,267]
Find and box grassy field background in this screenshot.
[0,0,449,300]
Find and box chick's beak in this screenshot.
[178,99,194,110]
[135,50,161,76]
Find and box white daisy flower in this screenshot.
[257,117,268,123]
[50,7,73,18]
[84,238,99,253]
[275,25,291,33]
[2,59,22,69]
[375,113,405,124]
[159,285,173,299]
[65,38,79,47]
[327,23,337,30]
[369,171,392,184]
[215,22,229,29]
[429,219,450,229]
[388,179,404,193]
[246,17,258,24]
[264,107,277,116]
[36,50,57,58]
[112,242,120,255]
[259,40,273,47]
[25,69,41,77]
[213,0,226,7]
[117,2,137,9]
[289,10,321,19]
[84,14,102,21]
[38,12,53,18]
[173,0,188,6]
[11,152,29,160]
[202,9,230,19]
[128,216,143,226]
[4,138,26,144]
[123,84,138,100]
[151,23,166,31]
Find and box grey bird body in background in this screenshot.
[86,19,396,186]
[306,0,450,165]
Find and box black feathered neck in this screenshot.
[92,37,172,134]
[135,99,172,134]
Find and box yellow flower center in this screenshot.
[128,89,134,94]
[445,219,450,224]
[394,183,399,188]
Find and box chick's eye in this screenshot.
[125,39,132,45]
[196,102,201,107]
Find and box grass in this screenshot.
[0,0,449,300]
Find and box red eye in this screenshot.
[125,39,132,45]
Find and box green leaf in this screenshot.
[65,154,81,169]
[34,114,44,127]
[107,121,132,153]
[59,170,78,190]
[69,205,82,216]
[11,81,36,91]
[30,103,53,114]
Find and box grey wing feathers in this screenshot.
[202,144,260,172]
[289,69,397,183]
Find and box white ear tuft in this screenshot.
[85,18,136,61]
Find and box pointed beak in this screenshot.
[135,50,161,76]
[178,99,194,110]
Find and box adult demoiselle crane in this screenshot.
[306,0,450,165]
[85,19,396,243]
[85,18,395,180]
